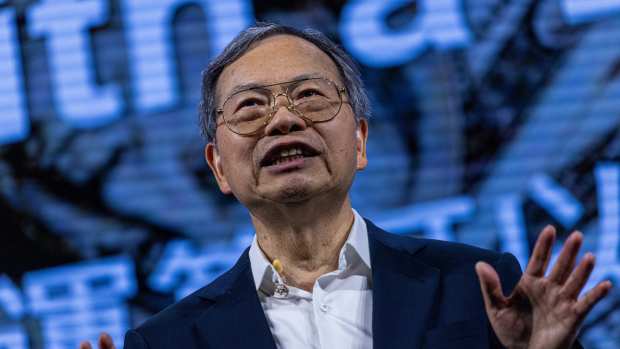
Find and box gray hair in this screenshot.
[198,22,371,143]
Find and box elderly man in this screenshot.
[82,23,611,349]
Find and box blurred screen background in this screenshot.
[1,0,620,348]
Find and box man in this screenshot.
[81,23,612,349]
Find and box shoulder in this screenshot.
[135,285,212,333]
[412,236,516,271]
[124,287,210,347]
[128,249,251,347]
[366,219,522,282]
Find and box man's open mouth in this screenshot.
[260,142,320,167]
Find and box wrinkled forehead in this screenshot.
[215,35,343,104]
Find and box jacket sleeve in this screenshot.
[124,329,150,349]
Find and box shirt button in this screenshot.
[320,303,329,312]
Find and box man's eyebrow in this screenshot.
[228,82,264,95]
[227,73,325,95]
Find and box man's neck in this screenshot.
[250,198,355,292]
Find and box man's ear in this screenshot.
[356,118,368,170]
[205,142,232,194]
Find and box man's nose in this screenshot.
[263,94,308,136]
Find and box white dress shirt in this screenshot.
[249,209,373,349]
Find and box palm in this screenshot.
[476,226,612,349]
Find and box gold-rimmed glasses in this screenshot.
[216,77,347,136]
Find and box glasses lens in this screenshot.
[290,79,342,122]
[222,88,271,134]
[220,78,343,135]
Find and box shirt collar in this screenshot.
[248,209,371,292]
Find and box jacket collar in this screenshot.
[248,208,372,295]
[193,219,439,349]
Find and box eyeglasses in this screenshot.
[216,77,347,136]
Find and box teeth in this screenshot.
[270,148,306,166]
[279,148,302,158]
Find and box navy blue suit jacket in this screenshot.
[124,220,525,348]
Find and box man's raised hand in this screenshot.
[79,333,116,349]
[475,225,613,349]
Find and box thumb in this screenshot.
[98,333,116,349]
[476,261,508,312]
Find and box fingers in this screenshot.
[562,253,596,299]
[547,233,613,318]
[476,261,508,310]
[525,225,556,277]
[98,333,116,349]
[78,333,115,349]
[575,280,613,316]
[548,231,583,284]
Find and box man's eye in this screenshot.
[237,98,264,109]
[297,89,323,99]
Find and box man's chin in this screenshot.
[270,185,315,203]
[259,180,322,204]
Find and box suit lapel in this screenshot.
[368,221,440,348]
[193,250,277,349]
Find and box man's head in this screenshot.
[201,23,370,210]
[199,23,371,143]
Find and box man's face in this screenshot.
[205,35,368,208]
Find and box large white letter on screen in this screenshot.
[122,0,253,112]
[23,256,136,314]
[0,325,27,349]
[595,164,620,272]
[27,0,122,127]
[23,257,136,348]
[496,194,529,269]
[376,197,475,241]
[0,275,27,349]
[149,240,243,300]
[0,3,29,144]
[340,0,471,67]
[0,275,24,320]
[528,174,584,228]
[562,0,620,25]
